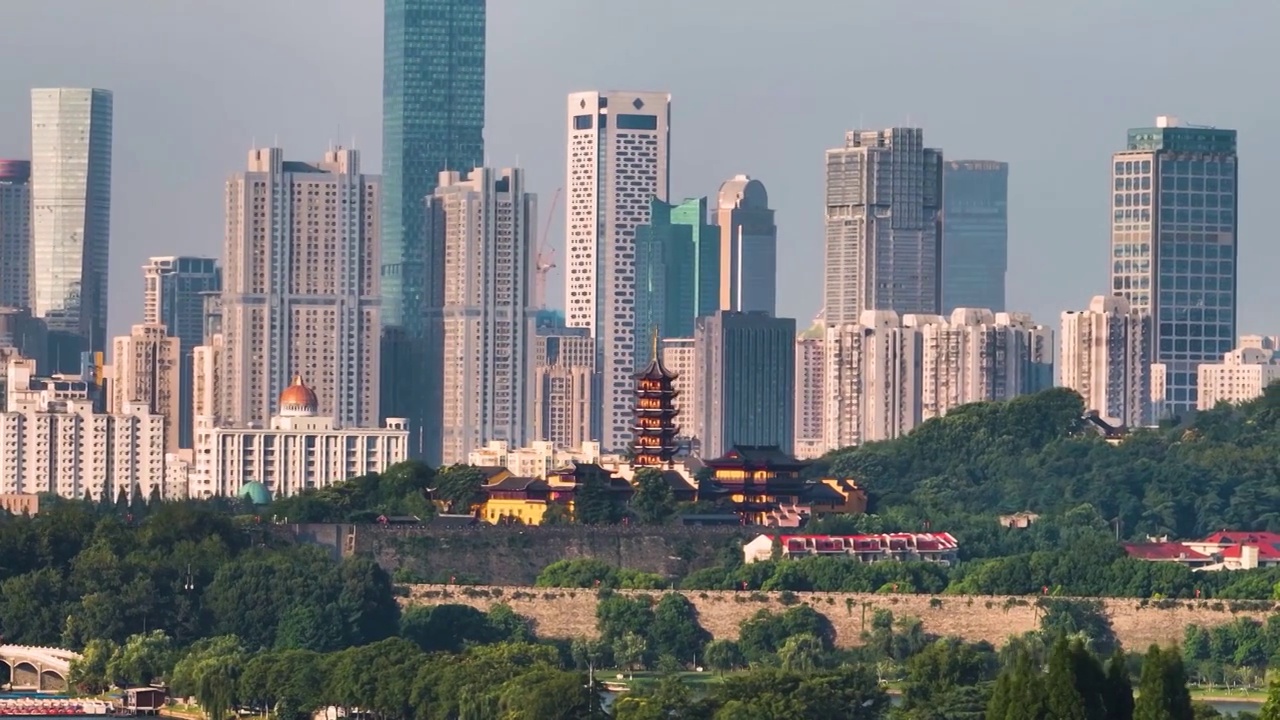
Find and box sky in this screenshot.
[1,1,1278,344]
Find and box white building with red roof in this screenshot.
[743,532,959,566]
[1123,531,1280,571]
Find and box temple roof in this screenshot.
[704,445,809,470]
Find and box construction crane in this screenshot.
[534,187,562,310]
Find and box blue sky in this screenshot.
[1,0,1277,339]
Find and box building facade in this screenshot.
[0,160,31,311]
[190,377,408,499]
[220,147,380,429]
[531,326,594,448]
[824,127,943,326]
[381,0,486,461]
[1109,116,1237,418]
[794,331,825,459]
[1197,347,1280,410]
[30,89,114,371]
[695,311,796,458]
[565,90,672,452]
[635,199,699,342]
[143,256,220,447]
[111,323,181,452]
[1059,295,1153,427]
[661,337,697,444]
[824,309,1052,449]
[717,175,776,315]
[942,161,1008,313]
[431,168,536,465]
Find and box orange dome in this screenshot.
[279,375,318,412]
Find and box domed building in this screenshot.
[189,375,409,500]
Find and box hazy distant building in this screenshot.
[565,90,672,452]
[635,198,718,342]
[111,323,181,452]
[1197,347,1280,410]
[1109,115,1237,418]
[695,311,795,458]
[1240,335,1280,351]
[824,127,943,326]
[1059,295,1153,427]
[794,330,825,459]
[221,147,380,429]
[532,326,595,448]
[29,89,114,371]
[143,256,220,448]
[381,0,487,461]
[0,160,32,310]
[661,337,697,442]
[942,161,1008,313]
[431,168,536,465]
[717,175,776,315]
[0,307,46,372]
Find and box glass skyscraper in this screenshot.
[381,0,486,461]
[635,197,719,342]
[1109,116,1237,419]
[942,160,1008,313]
[30,88,113,372]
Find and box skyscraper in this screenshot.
[794,326,825,459]
[381,0,486,456]
[694,310,795,458]
[1109,116,1237,419]
[111,323,181,453]
[824,128,943,326]
[221,147,380,429]
[143,256,221,448]
[0,160,32,311]
[565,90,672,451]
[635,198,706,343]
[532,325,594,449]
[942,161,1008,313]
[29,88,113,371]
[1060,295,1153,428]
[717,175,776,315]
[431,167,535,465]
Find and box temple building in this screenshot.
[701,445,868,526]
[633,337,681,467]
[478,461,634,525]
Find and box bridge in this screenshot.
[0,645,81,693]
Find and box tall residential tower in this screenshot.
[1109,116,1237,418]
[565,90,671,451]
[942,161,1008,313]
[0,160,32,311]
[30,88,113,371]
[143,256,221,448]
[717,175,777,315]
[381,0,486,457]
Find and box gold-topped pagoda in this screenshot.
[633,331,680,467]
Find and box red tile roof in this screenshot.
[778,532,959,552]
[1201,531,1280,546]
[1123,543,1211,561]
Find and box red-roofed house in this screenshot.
[743,532,960,566]
[1123,531,1280,571]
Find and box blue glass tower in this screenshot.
[1109,116,1237,419]
[942,161,1008,313]
[381,0,486,461]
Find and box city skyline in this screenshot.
[1,2,1274,344]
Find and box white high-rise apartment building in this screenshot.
[565,90,671,451]
[1059,295,1152,427]
[660,337,696,441]
[824,128,943,327]
[111,323,181,452]
[824,309,1052,450]
[1,356,164,499]
[794,333,826,459]
[30,89,113,372]
[1197,347,1280,410]
[431,168,535,465]
[221,147,380,428]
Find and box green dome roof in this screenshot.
[239,481,272,505]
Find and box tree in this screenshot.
[274,603,345,652]
[614,631,649,676]
[69,638,117,694]
[631,468,677,525]
[778,633,826,673]
[336,555,400,645]
[434,464,486,513]
[400,604,500,653]
[649,594,710,663]
[170,636,247,720]
[1259,680,1280,720]
[574,473,626,525]
[613,674,706,720]
[535,558,617,588]
[1104,649,1135,720]
[107,630,174,688]
[703,640,745,675]
[1134,645,1194,720]
[1044,636,1087,720]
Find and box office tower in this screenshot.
[942,161,1008,313]
[565,90,672,452]
[111,324,181,452]
[660,337,697,442]
[635,198,720,343]
[0,307,46,367]
[1060,295,1153,427]
[694,311,795,458]
[1109,116,1237,418]
[673,198,720,320]
[1198,346,1280,410]
[381,0,486,458]
[29,89,113,371]
[531,324,594,448]
[142,256,221,448]
[0,160,32,310]
[431,168,535,465]
[221,147,380,429]
[824,309,1051,449]
[794,327,825,459]
[1,356,164,500]
[717,175,777,315]
[824,128,943,326]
